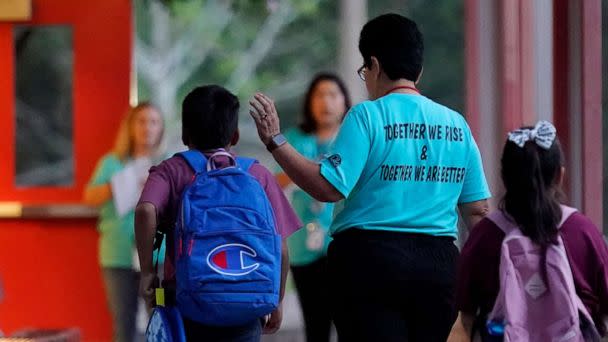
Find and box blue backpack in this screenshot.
[174,150,281,326]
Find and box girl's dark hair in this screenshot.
[500,129,564,246]
[299,72,352,134]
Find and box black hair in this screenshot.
[358,13,424,82]
[500,129,564,247]
[299,72,352,134]
[181,85,239,150]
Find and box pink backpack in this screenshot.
[486,205,601,342]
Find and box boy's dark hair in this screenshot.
[500,130,564,247]
[359,13,424,82]
[181,85,240,150]
[299,72,352,134]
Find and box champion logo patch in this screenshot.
[206,244,260,276]
[328,154,342,167]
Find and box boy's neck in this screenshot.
[191,145,232,153]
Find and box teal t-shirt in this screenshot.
[90,154,166,268]
[320,94,491,238]
[279,128,334,266]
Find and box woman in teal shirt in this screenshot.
[84,102,165,342]
[276,73,350,342]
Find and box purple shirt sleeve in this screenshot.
[249,163,302,239]
[139,161,172,222]
[561,213,608,334]
[138,156,194,228]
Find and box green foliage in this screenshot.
[137,0,464,132]
[136,0,338,129]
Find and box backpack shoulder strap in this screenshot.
[487,206,578,233]
[175,150,207,173]
[487,210,519,234]
[236,157,257,172]
[559,205,578,228]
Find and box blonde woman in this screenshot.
[84,102,164,342]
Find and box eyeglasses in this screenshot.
[357,65,367,81]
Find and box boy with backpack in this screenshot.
[135,85,301,341]
[450,121,608,342]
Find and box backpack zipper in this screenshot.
[188,239,194,256]
[178,202,186,258]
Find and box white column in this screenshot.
[518,0,555,123]
[533,0,554,122]
[472,0,555,203]
[567,0,584,209]
[477,0,501,205]
[338,0,367,104]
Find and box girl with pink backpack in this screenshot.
[450,121,608,342]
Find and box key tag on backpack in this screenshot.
[305,222,325,251]
[155,288,165,307]
[207,150,236,171]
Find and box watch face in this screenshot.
[267,133,287,151]
[273,134,287,145]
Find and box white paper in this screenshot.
[110,157,152,217]
[132,248,141,272]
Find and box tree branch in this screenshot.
[166,0,231,72]
[265,70,313,103]
[136,1,172,83]
[171,2,235,85]
[226,1,298,93]
[136,37,161,84]
[150,0,171,52]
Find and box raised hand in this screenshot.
[249,93,281,146]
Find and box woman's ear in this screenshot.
[181,133,189,147]
[230,129,240,147]
[370,56,382,80]
[415,67,424,84]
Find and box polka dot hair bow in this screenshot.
[507,120,557,150]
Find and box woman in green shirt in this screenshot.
[276,73,351,342]
[84,102,165,342]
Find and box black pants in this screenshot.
[328,229,459,342]
[183,318,262,342]
[291,257,332,342]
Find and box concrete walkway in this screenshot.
[135,291,336,341]
[261,292,304,342]
[262,292,337,342]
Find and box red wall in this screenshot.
[0,1,132,340]
[0,220,108,340]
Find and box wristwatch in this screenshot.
[266,133,287,152]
